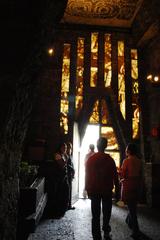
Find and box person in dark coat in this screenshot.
[66,142,75,210]
[38,142,69,218]
[53,142,69,216]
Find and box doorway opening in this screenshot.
[78,124,100,198]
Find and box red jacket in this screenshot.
[85,152,119,196]
[120,155,142,202]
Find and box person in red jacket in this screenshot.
[85,137,120,240]
[120,143,142,239]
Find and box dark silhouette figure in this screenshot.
[83,144,95,198]
[38,142,69,218]
[85,137,120,240]
[66,142,75,210]
[120,143,142,239]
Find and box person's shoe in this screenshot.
[68,206,75,210]
[130,231,141,239]
[125,215,132,229]
[104,233,112,240]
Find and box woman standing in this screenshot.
[54,142,69,216]
[120,143,142,239]
[38,142,69,218]
[66,142,75,209]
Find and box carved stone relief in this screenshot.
[62,0,143,27]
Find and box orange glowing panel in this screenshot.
[60,44,71,134]
[104,34,112,87]
[131,49,138,94]
[75,38,84,115]
[89,100,99,123]
[101,99,108,124]
[118,41,125,119]
[90,33,98,87]
[131,49,139,139]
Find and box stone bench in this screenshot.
[17,177,47,239]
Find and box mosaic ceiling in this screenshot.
[61,0,143,28]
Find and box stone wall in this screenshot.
[0,1,68,239]
[141,35,160,207]
[132,0,160,46]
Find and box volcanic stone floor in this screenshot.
[28,199,160,240]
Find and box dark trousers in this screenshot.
[127,201,139,233]
[68,178,72,208]
[90,194,112,240]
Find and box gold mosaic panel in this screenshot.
[89,100,99,123]
[131,49,139,139]
[75,38,85,115]
[104,34,112,87]
[60,44,71,134]
[90,33,98,87]
[118,41,125,119]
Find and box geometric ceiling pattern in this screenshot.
[62,0,143,28]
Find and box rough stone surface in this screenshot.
[28,199,160,240]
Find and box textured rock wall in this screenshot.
[132,0,160,46]
[0,1,68,239]
[141,35,160,207]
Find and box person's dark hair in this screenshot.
[97,137,107,151]
[66,141,72,149]
[56,142,66,153]
[126,143,139,157]
[89,144,95,151]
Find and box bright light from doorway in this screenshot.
[79,124,100,198]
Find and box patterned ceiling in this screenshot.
[61,0,144,28]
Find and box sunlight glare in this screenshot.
[79,125,100,197]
